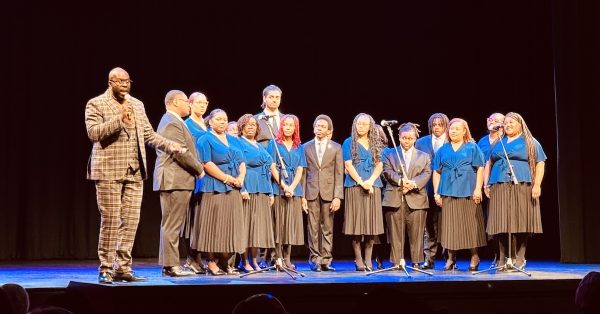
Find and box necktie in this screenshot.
[317,142,324,165]
[270,116,278,135]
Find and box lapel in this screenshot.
[306,140,317,165]
[320,141,334,166]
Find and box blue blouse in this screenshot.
[267,140,307,196]
[185,118,209,194]
[198,132,245,193]
[185,117,208,142]
[432,142,485,197]
[488,135,546,184]
[238,136,274,195]
[477,134,494,161]
[342,137,383,188]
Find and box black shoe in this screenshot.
[98,271,113,284]
[207,267,226,276]
[422,259,435,270]
[162,266,195,277]
[311,264,322,272]
[411,263,422,270]
[321,265,336,272]
[113,271,147,282]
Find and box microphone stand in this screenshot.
[240,116,305,279]
[473,130,531,276]
[367,124,433,277]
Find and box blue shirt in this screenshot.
[432,142,485,197]
[342,137,383,188]
[488,135,546,184]
[198,132,245,193]
[477,134,495,161]
[185,118,209,194]
[267,140,307,196]
[238,137,274,195]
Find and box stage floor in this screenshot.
[1,259,598,314]
[0,258,598,288]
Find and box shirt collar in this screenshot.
[167,110,185,123]
[432,133,446,142]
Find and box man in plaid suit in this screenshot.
[85,67,184,284]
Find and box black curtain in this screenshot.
[1,1,568,261]
[553,0,600,263]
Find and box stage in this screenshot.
[1,258,597,314]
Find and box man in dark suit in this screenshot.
[154,90,205,277]
[414,113,449,269]
[85,67,184,284]
[254,84,284,267]
[302,115,344,272]
[254,84,284,147]
[382,123,431,268]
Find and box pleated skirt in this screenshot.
[440,197,487,250]
[191,190,246,254]
[343,186,384,236]
[273,196,304,245]
[486,182,543,235]
[181,192,201,239]
[243,193,275,248]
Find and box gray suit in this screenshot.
[302,139,344,267]
[382,148,431,264]
[154,112,204,267]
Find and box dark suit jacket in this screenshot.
[153,112,204,191]
[381,147,431,210]
[302,139,344,202]
[254,112,284,147]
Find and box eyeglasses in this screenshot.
[110,79,133,86]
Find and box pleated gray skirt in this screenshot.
[343,186,384,236]
[486,182,543,235]
[273,196,304,245]
[243,193,275,248]
[440,197,487,250]
[191,190,246,254]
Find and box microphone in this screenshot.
[123,93,133,120]
[492,125,503,131]
[381,120,398,127]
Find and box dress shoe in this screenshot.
[162,266,195,277]
[225,266,240,275]
[364,261,374,272]
[184,261,207,275]
[354,261,366,272]
[283,260,296,270]
[468,256,481,272]
[311,264,322,272]
[412,263,422,270]
[443,260,457,271]
[321,265,336,272]
[422,259,435,270]
[113,271,146,282]
[513,259,527,271]
[207,267,226,276]
[98,271,113,284]
[241,264,255,273]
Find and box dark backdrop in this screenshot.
[0,0,594,262]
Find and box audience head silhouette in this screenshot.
[0,283,29,314]
[576,271,600,314]
[232,293,288,314]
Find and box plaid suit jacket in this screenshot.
[85,88,174,181]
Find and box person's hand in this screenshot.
[269,196,275,206]
[532,185,542,199]
[484,185,491,198]
[473,189,482,204]
[119,101,133,124]
[241,191,250,200]
[233,176,243,188]
[434,194,443,206]
[330,198,341,212]
[170,143,187,154]
[301,198,308,214]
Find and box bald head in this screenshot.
[109,67,128,80]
